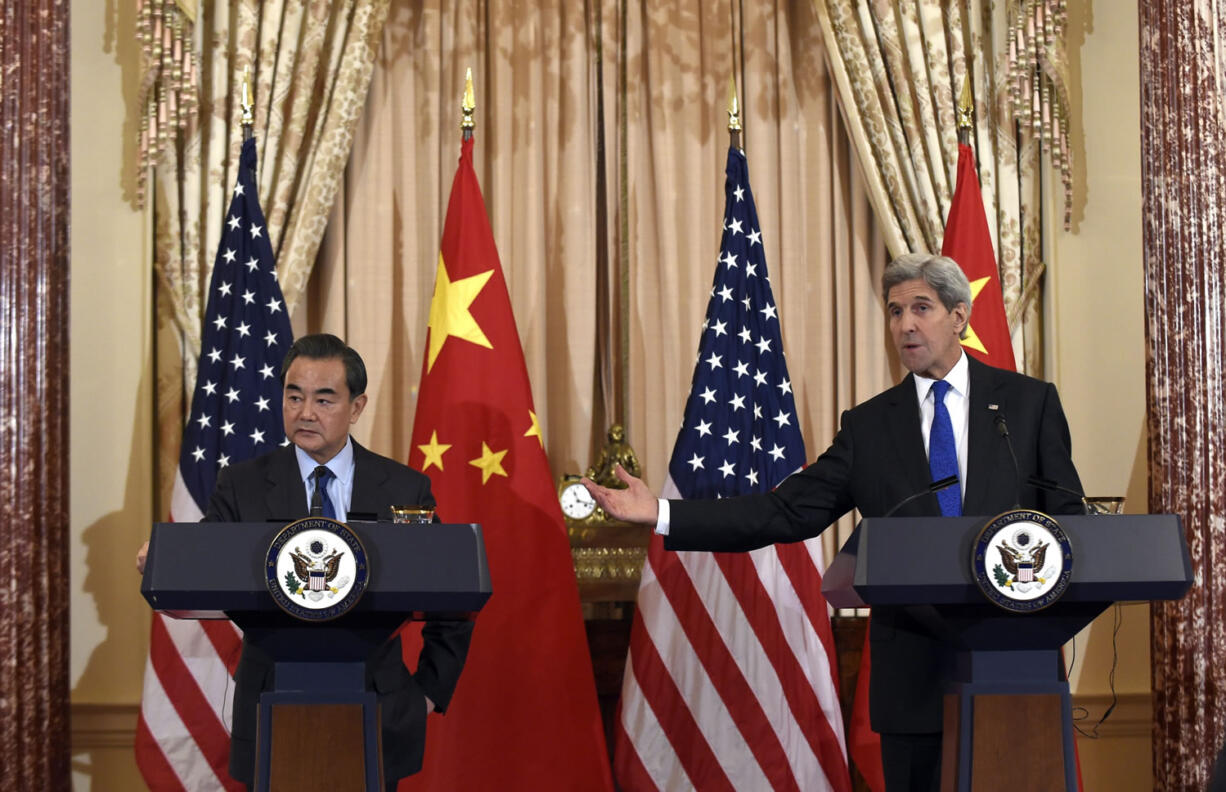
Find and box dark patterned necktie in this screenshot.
[928,380,962,517]
[310,465,337,519]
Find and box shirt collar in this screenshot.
[911,348,969,403]
[294,436,355,485]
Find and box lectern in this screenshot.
[142,521,491,792]
[823,514,1191,792]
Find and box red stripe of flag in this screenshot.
[715,552,851,792]
[200,620,243,677]
[622,605,735,792]
[611,709,659,792]
[149,616,244,792]
[653,547,802,792]
[775,543,842,695]
[134,713,188,792]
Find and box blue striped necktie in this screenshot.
[310,465,337,519]
[928,380,962,517]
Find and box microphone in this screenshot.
[1027,475,1090,515]
[994,413,1022,508]
[883,475,959,517]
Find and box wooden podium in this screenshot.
[823,514,1192,792]
[141,520,491,791]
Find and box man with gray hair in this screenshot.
[583,252,1084,791]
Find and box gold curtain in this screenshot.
[301,0,601,469]
[308,0,888,522]
[152,0,391,509]
[812,0,1058,373]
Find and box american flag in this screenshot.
[614,147,851,791]
[135,136,293,791]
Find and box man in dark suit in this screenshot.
[583,253,1084,791]
[200,333,472,790]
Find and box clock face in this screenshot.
[559,481,597,520]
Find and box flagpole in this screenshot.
[239,65,259,215]
[462,67,475,141]
[727,75,742,151]
[956,74,973,146]
[240,65,254,142]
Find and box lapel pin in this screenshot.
[988,403,999,411]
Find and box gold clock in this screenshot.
[558,475,598,522]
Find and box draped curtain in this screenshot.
[302,0,602,468]
[151,0,391,508]
[1139,2,1226,788]
[306,0,889,520]
[812,0,1065,374]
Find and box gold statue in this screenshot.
[585,424,641,488]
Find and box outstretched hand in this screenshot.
[580,464,660,526]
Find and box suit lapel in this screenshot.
[963,356,1007,515]
[265,445,309,520]
[883,375,932,498]
[350,440,391,519]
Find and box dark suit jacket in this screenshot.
[666,356,1084,734]
[204,440,474,786]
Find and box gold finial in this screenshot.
[240,65,254,128]
[727,76,742,133]
[461,67,475,132]
[956,74,974,131]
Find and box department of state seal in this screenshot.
[265,517,369,621]
[972,509,1073,613]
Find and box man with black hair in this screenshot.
[141,333,471,790]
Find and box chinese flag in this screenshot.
[401,136,613,790]
[847,636,885,792]
[940,141,1016,370]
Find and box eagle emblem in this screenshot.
[996,529,1050,587]
[992,527,1057,593]
[282,537,351,601]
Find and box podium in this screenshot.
[141,521,491,792]
[822,514,1191,792]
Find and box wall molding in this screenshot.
[1071,692,1152,740]
[71,694,1152,751]
[71,703,138,751]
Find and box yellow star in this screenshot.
[417,431,451,472]
[469,442,509,484]
[960,276,989,355]
[523,410,544,448]
[427,254,495,372]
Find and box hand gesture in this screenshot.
[579,464,659,525]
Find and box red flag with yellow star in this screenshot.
[402,136,613,790]
[940,142,1017,371]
